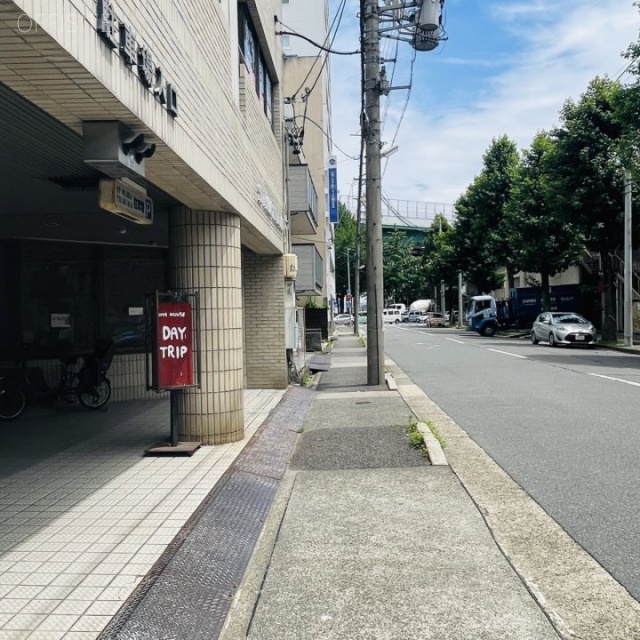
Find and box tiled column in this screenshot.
[242,249,288,389]
[169,207,244,444]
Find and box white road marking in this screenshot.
[446,338,465,344]
[589,373,640,387]
[487,348,528,359]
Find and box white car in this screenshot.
[334,313,354,326]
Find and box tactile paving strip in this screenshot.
[98,386,314,640]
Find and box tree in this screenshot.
[382,229,423,304]
[504,132,585,310]
[334,202,364,299]
[549,77,626,338]
[421,214,458,305]
[616,3,640,176]
[452,135,521,293]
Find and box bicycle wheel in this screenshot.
[0,386,26,420]
[78,378,111,410]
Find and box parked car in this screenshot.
[335,313,354,326]
[358,312,367,325]
[424,312,447,328]
[402,310,425,323]
[531,312,597,347]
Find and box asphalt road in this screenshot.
[383,323,640,603]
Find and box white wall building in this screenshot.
[281,0,336,312]
[0,0,290,444]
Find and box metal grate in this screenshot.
[98,385,314,640]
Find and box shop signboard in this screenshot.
[99,178,153,224]
[153,300,195,390]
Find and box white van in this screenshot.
[382,308,402,324]
[388,303,406,314]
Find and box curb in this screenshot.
[416,422,447,466]
[384,361,449,467]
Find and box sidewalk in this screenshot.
[3,335,639,639]
[219,329,640,640]
[0,390,287,640]
[219,332,556,640]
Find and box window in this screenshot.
[258,56,265,105]
[239,6,276,126]
[265,72,273,124]
[242,15,256,78]
[282,34,290,48]
[4,240,167,358]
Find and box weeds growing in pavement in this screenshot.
[406,418,447,456]
[424,419,447,449]
[406,418,427,456]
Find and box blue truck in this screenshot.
[466,285,581,336]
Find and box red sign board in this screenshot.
[155,300,195,389]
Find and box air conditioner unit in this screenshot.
[284,253,298,280]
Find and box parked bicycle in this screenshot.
[0,339,115,420]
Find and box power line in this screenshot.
[295,115,359,160]
[382,46,416,179]
[615,55,639,82]
[276,19,359,56]
[287,0,348,102]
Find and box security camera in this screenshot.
[122,133,145,155]
[122,132,157,163]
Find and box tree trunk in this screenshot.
[541,270,551,311]
[601,251,617,341]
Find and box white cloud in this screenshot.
[331,0,639,210]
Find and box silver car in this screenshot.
[531,312,597,347]
[424,312,447,328]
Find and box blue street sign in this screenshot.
[328,156,338,224]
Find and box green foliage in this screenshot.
[383,229,425,303]
[549,77,630,337]
[422,214,457,290]
[335,202,366,299]
[452,135,520,292]
[504,132,585,309]
[423,419,447,450]
[406,418,426,454]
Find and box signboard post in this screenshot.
[145,291,201,455]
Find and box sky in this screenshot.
[328,0,640,218]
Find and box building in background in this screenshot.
[281,0,336,320]
[0,0,290,444]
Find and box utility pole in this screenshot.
[458,271,463,328]
[624,169,633,347]
[346,247,351,312]
[359,0,446,382]
[353,173,363,336]
[364,0,384,385]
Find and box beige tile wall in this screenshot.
[242,250,288,389]
[169,206,244,445]
[1,0,285,252]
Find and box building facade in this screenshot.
[0,0,291,444]
[281,0,336,313]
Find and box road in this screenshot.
[383,324,640,602]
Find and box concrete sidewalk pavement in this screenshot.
[5,330,638,639]
[221,330,637,640]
